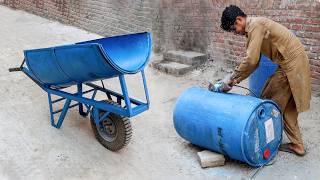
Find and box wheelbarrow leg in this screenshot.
[119,75,132,115]
[48,93,71,129]
[141,70,150,105]
[77,83,86,117]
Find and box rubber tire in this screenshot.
[90,108,132,151]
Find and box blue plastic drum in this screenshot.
[24,32,152,87]
[249,55,278,97]
[173,87,283,167]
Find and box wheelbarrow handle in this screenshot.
[8,59,25,72]
[9,67,22,72]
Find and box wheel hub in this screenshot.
[97,117,117,142]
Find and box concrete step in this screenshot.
[151,60,194,76]
[163,50,207,66]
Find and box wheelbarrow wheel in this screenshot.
[90,101,132,151]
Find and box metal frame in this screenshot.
[18,64,150,129]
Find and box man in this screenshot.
[216,5,311,156]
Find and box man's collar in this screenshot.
[245,17,252,33]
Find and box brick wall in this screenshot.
[1,0,319,95]
[1,0,157,36]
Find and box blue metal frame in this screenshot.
[21,67,150,129]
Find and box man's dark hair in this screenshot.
[220,5,246,31]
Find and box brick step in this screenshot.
[163,50,207,66]
[197,150,225,168]
[151,60,195,76]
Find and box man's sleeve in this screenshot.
[232,24,265,83]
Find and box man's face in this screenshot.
[231,16,246,35]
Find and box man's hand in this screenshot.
[222,74,237,86]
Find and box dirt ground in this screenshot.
[0,5,319,180]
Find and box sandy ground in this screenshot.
[0,5,319,180]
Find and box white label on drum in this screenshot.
[265,118,275,144]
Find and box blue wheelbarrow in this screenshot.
[9,32,152,151]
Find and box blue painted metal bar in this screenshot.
[99,111,111,123]
[141,70,150,105]
[52,97,66,103]
[53,98,71,128]
[131,104,149,116]
[53,103,80,114]
[117,97,122,106]
[48,92,72,129]
[47,93,55,127]
[119,75,132,116]
[82,88,95,95]
[81,88,96,115]
[45,87,129,116]
[77,83,86,116]
[93,108,100,125]
[83,89,98,115]
[85,82,145,106]
[24,65,148,118]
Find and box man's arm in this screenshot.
[232,24,266,84]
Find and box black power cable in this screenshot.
[233,84,259,98]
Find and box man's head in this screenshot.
[220,5,247,35]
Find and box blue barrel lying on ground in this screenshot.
[173,87,283,167]
[24,32,151,87]
[249,55,278,97]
